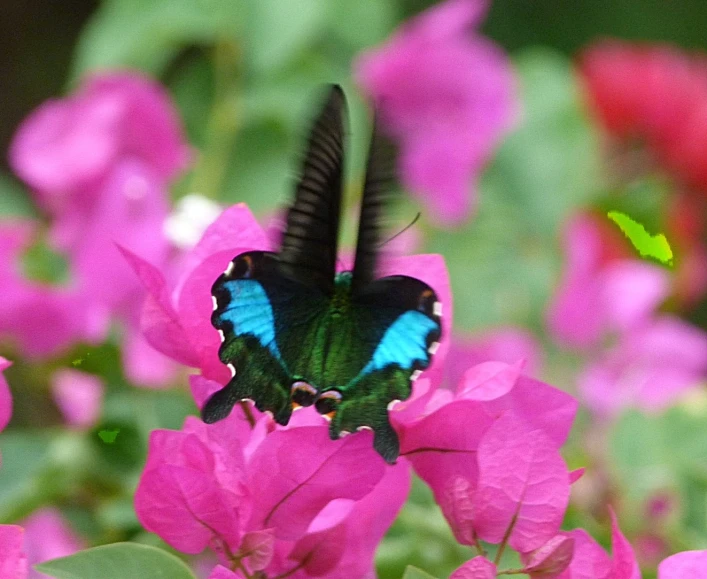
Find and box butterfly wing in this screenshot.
[204,251,329,424]
[277,84,347,295]
[204,86,347,424]
[329,276,442,463]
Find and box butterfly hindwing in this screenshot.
[325,275,441,463]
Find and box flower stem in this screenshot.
[189,39,241,200]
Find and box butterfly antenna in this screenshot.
[377,212,421,248]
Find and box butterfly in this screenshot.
[202,85,442,464]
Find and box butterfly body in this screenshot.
[204,86,442,463]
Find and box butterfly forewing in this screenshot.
[277,85,347,295]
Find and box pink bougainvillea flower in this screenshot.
[446,327,542,389]
[450,556,497,579]
[355,0,517,225]
[21,508,84,579]
[207,566,242,579]
[521,533,575,578]
[473,413,570,552]
[0,525,27,579]
[135,400,409,576]
[580,315,707,415]
[9,71,190,218]
[394,360,576,551]
[558,511,640,579]
[547,213,670,349]
[51,369,104,428]
[6,72,188,385]
[658,550,707,578]
[0,221,93,357]
[580,41,707,196]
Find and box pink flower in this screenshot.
[10,71,189,218]
[521,533,575,578]
[355,0,517,225]
[580,41,707,196]
[0,221,92,357]
[557,511,640,579]
[451,556,497,578]
[547,213,670,350]
[5,72,189,385]
[135,397,408,577]
[580,316,707,415]
[658,550,707,578]
[0,525,27,579]
[51,370,104,428]
[21,508,84,579]
[394,361,576,552]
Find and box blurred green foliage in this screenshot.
[1,0,706,578]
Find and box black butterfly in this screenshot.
[203,85,442,464]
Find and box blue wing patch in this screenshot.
[360,310,439,377]
[216,279,283,361]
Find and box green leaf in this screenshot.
[402,566,440,579]
[0,172,36,218]
[35,543,197,579]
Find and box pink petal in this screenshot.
[135,422,250,555]
[247,426,386,540]
[121,327,178,388]
[481,376,578,448]
[569,468,586,484]
[398,400,494,545]
[0,525,27,579]
[51,370,103,428]
[459,361,523,401]
[22,508,84,577]
[556,529,612,579]
[0,357,13,432]
[450,556,497,579]
[355,1,516,226]
[283,461,411,579]
[608,509,641,579]
[447,328,543,388]
[473,412,570,552]
[207,565,243,579]
[70,159,170,311]
[119,246,200,367]
[237,529,275,572]
[658,550,707,578]
[522,533,575,578]
[9,71,189,199]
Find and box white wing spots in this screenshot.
[227,363,236,377]
[428,341,440,355]
[240,398,254,405]
[224,261,235,276]
[339,430,351,438]
[356,425,373,432]
[211,295,218,311]
[264,410,274,419]
[387,399,401,411]
[410,369,422,382]
[433,301,442,317]
[217,329,225,342]
[321,413,332,422]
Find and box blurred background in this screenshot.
[1,1,707,578]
